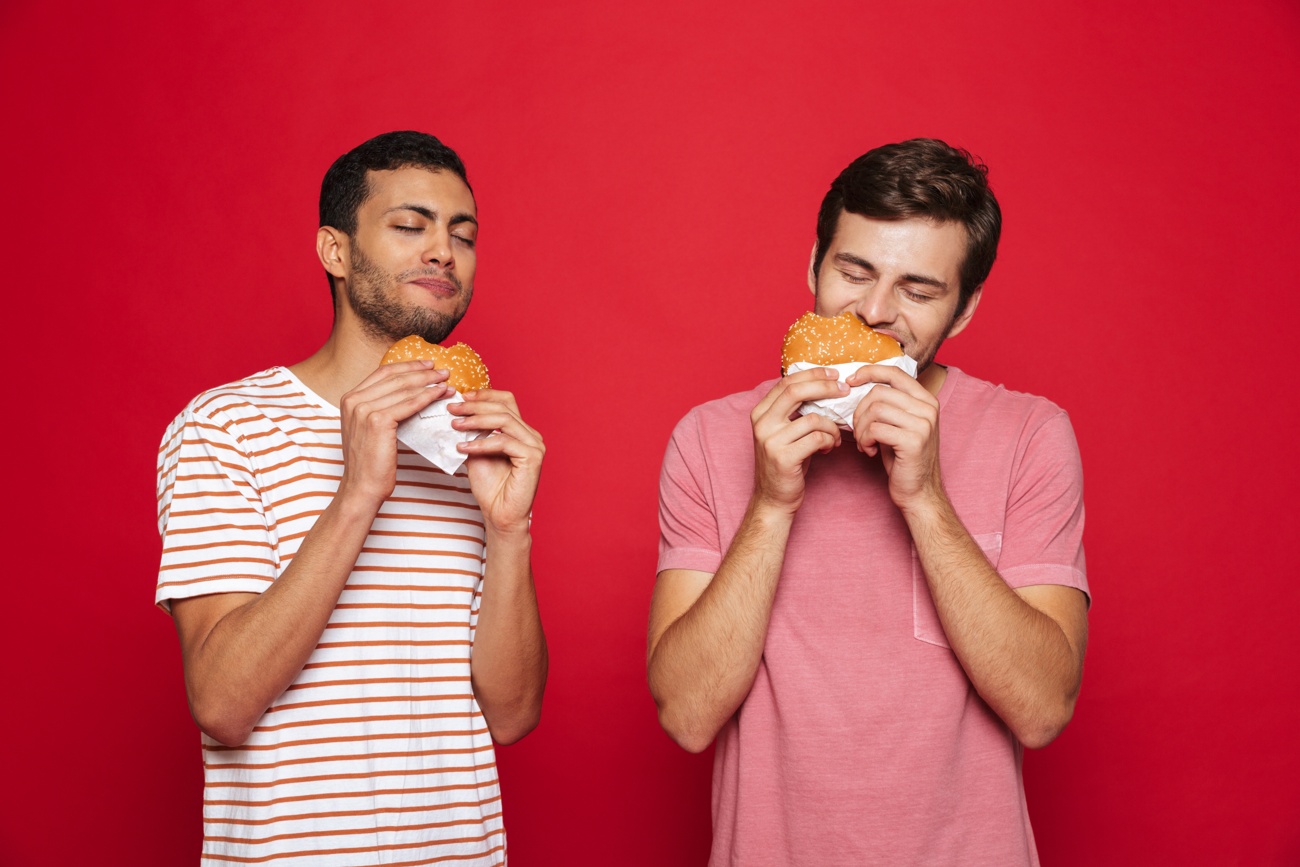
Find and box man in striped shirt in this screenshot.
[156,131,546,866]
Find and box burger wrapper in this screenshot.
[787,356,920,431]
[396,392,487,475]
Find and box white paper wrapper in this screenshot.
[396,394,487,475]
[787,356,920,431]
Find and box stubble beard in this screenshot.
[345,243,473,346]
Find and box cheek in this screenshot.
[812,282,853,316]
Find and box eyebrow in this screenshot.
[385,204,478,228]
[833,252,949,291]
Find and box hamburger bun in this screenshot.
[781,311,903,375]
[381,335,491,393]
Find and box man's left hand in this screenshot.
[449,389,544,536]
[845,364,943,511]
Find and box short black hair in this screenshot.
[813,138,1001,316]
[318,131,471,301]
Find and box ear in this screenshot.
[317,226,350,281]
[807,243,819,297]
[945,286,982,339]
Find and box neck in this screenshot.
[289,313,392,407]
[918,362,948,396]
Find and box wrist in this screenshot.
[745,493,799,526]
[485,522,533,550]
[896,483,953,524]
[330,483,386,525]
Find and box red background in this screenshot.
[2,1,1298,863]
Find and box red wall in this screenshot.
[2,1,1298,863]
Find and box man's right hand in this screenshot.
[749,368,848,513]
[174,360,451,747]
[336,360,452,510]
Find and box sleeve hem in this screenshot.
[1001,563,1091,605]
[657,547,722,576]
[155,577,273,615]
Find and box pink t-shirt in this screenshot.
[657,367,1088,866]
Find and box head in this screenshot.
[317,131,478,345]
[812,138,1001,320]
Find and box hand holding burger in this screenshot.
[780,311,917,430]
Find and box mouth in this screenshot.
[410,278,459,298]
[864,323,905,353]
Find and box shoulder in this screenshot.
[159,367,309,461]
[164,367,323,438]
[179,367,306,423]
[942,368,1083,485]
[944,367,1071,435]
[661,380,772,481]
[670,379,777,440]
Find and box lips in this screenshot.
[872,328,904,351]
[410,278,458,298]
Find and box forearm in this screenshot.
[648,501,793,753]
[905,495,1084,748]
[182,496,377,745]
[470,528,547,745]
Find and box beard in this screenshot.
[345,243,473,345]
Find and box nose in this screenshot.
[422,226,454,269]
[853,282,895,328]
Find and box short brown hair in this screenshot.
[813,139,1001,315]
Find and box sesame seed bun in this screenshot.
[780,311,903,375]
[381,335,491,392]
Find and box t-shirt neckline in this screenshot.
[276,366,339,416]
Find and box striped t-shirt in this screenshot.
[156,367,505,866]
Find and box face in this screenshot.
[332,166,478,346]
[810,212,979,373]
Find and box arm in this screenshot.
[850,365,1088,748]
[647,370,848,753]
[171,362,452,747]
[448,388,547,744]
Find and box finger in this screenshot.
[854,405,932,455]
[845,364,933,402]
[347,368,452,408]
[451,411,541,444]
[752,368,841,419]
[767,410,842,447]
[855,388,936,431]
[775,425,841,463]
[353,386,453,427]
[458,388,519,412]
[354,360,444,389]
[861,420,927,457]
[758,377,851,425]
[456,432,545,465]
[448,401,541,439]
[446,397,523,419]
[348,375,453,418]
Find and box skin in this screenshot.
[648,212,1087,753]
[171,166,547,747]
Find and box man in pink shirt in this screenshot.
[649,139,1089,865]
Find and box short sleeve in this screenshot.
[155,407,278,612]
[657,411,724,576]
[998,411,1090,603]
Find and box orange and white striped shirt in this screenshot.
[156,367,505,866]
